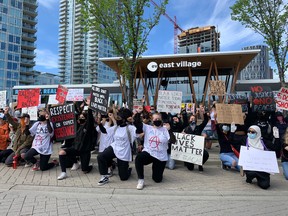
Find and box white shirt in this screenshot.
[142,124,170,161]
[107,125,137,161]
[29,122,54,155]
[96,122,114,152]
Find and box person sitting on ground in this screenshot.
[164,120,177,170]
[3,108,33,167]
[201,112,214,149]
[0,113,9,152]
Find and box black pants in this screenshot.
[184,149,209,170]
[59,148,91,172]
[24,148,54,171]
[97,146,130,181]
[135,151,166,183]
[245,170,270,189]
[0,149,13,163]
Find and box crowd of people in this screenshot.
[0,99,287,190]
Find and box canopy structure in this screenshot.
[100,50,260,107]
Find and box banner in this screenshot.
[89,85,109,115]
[216,103,244,125]
[49,104,76,141]
[238,146,279,173]
[0,91,6,108]
[17,89,40,109]
[66,89,84,102]
[209,80,225,95]
[171,133,204,165]
[22,106,38,121]
[276,87,288,110]
[228,94,248,112]
[55,85,68,104]
[157,90,182,114]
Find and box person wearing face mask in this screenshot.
[133,112,170,190]
[0,113,9,152]
[182,111,209,172]
[230,123,280,189]
[24,110,59,171]
[57,103,97,180]
[97,108,137,185]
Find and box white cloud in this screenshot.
[38,0,58,9]
[35,49,58,70]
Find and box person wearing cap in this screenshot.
[0,113,9,152]
[3,108,33,166]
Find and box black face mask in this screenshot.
[79,119,86,124]
[38,115,46,122]
[153,120,162,127]
[116,119,124,126]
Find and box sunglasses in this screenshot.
[248,130,257,134]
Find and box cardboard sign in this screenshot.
[17,89,40,109]
[171,133,205,165]
[238,146,279,173]
[55,85,68,104]
[157,90,182,114]
[251,91,275,112]
[276,87,288,110]
[209,80,225,95]
[66,89,84,102]
[89,85,109,115]
[216,103,244,125]
[48,95,59,105]
[0,91,6,108]
[133,99,143,110]
[228,94,248,112]
[49,104,76,141]
[22,106,38,121]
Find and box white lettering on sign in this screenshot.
[147,61,202,72]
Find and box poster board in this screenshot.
[21,106,38,121]
[276,87,288,110]
[171,133,205,165]
[209,80,225,95]
[157,90,182,114]
[89,85,109,115]
[216,103,244,125]
[228,94,248,112]
[49,104,76,141]
[66,89,84,102]
[0,91,6,108]
[55,85,68,104]
[251,91,275,112]
[133,99,143,110]
[48,95,59,105]
[17,89,40,109]
[238,146,279,173]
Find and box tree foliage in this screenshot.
[77,0,168,108]
[230,0,288,86]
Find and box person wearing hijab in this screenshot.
[230,123,281,189]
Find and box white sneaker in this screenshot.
[71,162,80,171]
[24,162,33,168]
[98,176,109,186]
[57,172,67,180]
[136,179,144,190]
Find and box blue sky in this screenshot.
[35,0,266,75]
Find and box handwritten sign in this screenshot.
[251,91,275,112]
[157,90,182,113]
[171,133,204,165]
[209,80,225,95]
[228,94,248,112]
[66,89,84,102]
[276,87,288,110]
[89,86,109,115]
[48,95,59,105]
[17,89,40,109]
[238,146,279,173]
[0,91,6,108]
[133,99,143,110]
[216,103,244,125]
[49,104,76,141]
[55,85,68,104]
[22,106,38,121]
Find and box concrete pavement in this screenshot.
[0,143,287,215]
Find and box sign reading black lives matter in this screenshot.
[49,104,76,141]
[89,85,109,115]
[171,133,205,165]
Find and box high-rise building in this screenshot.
[178,26,220,54]
[240,45,272,80]
[58,0,117,85]
[0,0,38,103]
[34,71,60,85]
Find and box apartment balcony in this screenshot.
[23,7,38,17]
[22,24,37,34]
[22,33,37,42]
[21,59,35,67]
[21,41,36,50]
[20,68,35,75]
[21,50,36,58]
[23,16,37,25]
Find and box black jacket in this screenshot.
[183,113,208,135]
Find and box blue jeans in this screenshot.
[166,154,175,170]
[219,152,240,171]
[281,161,288,180]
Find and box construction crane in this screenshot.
[150,0,185,54]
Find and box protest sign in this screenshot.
[0,91,6,108]
[157,90,182,114]
[238,146,279,173]
[276,87,288,110]
[22,106,38,121]
[216,103,244,125]
[209,80,225,95]
[228,94,248,112]
[133,99,143,110]
[66,89,84,102]
[251,91,275,112]
[49,104,76,141]
[48,95,59,105]
[55,85,68,104]
[17,89,40,109]
[171,133,204,165]
[89,85,109,115]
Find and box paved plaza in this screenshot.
[0,143,287,216]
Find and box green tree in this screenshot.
[230,0,288,86]
[77,0,168,108]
